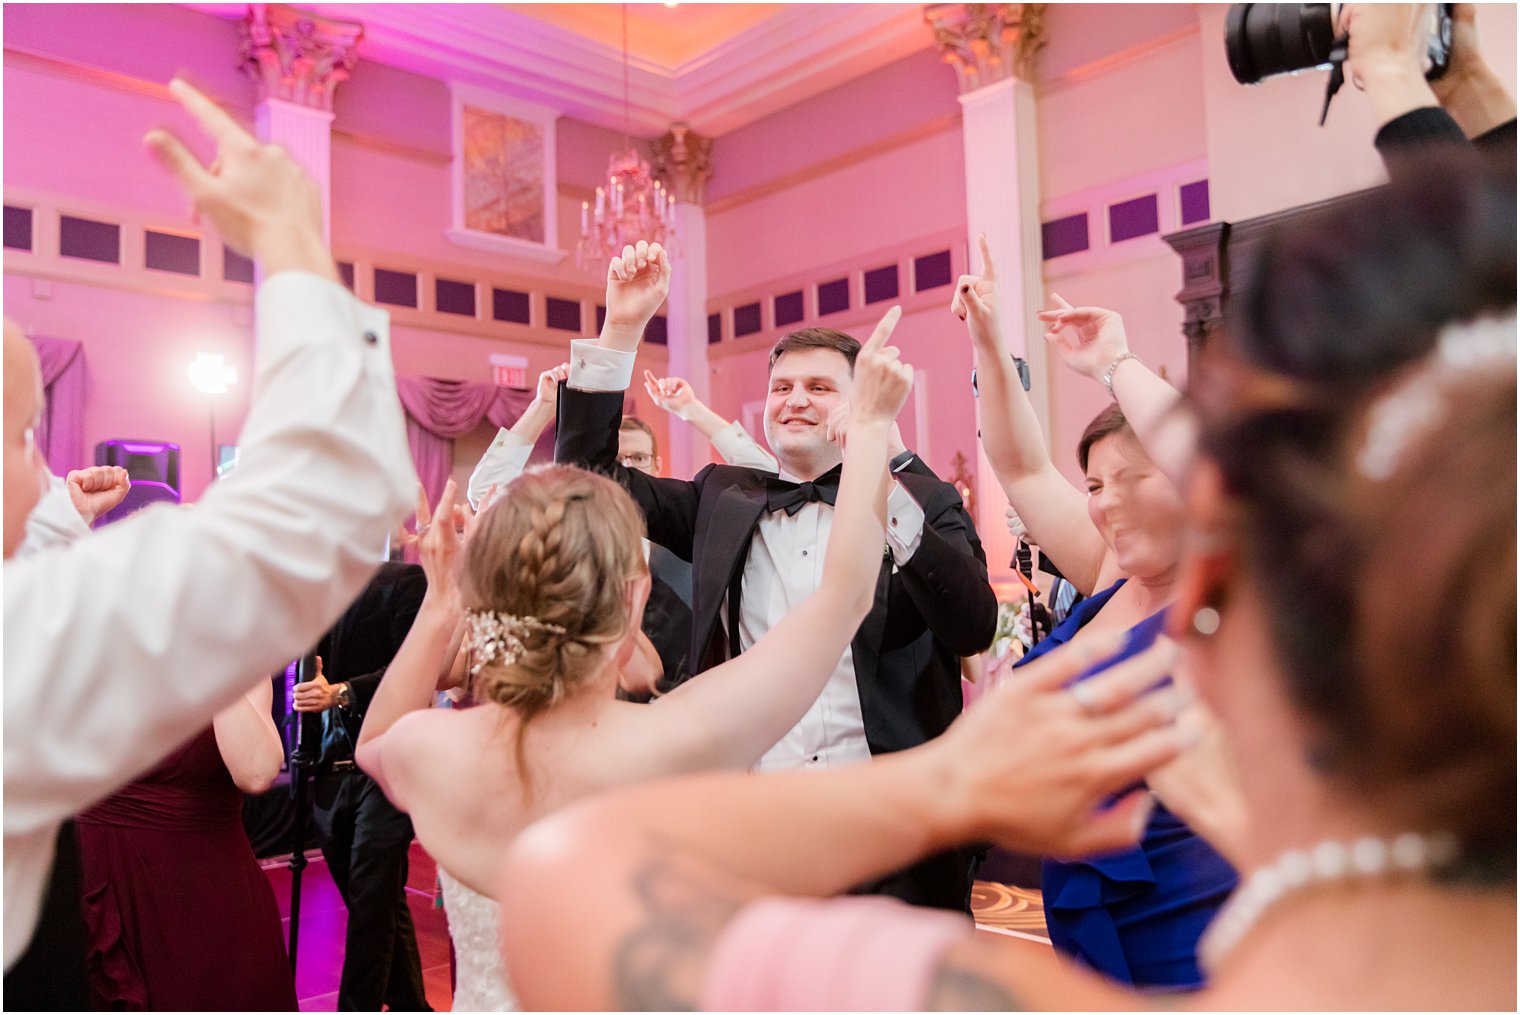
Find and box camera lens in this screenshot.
[1225,3,1338,85]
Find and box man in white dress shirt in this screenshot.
[2,78,413,984]
[555,242,997,911]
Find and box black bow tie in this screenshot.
[765,466,842,516]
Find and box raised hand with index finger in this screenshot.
[849,305,913,426]
[144,78,331,281]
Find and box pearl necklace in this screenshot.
[1199,830,1460,973]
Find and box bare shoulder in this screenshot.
[377,707,487,792]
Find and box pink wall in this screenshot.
[707,48,962,203]
[1200,3,1518,223]
[700,47,975,485]
[4,4,668,500]
[3,272,256,498]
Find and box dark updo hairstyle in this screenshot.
[1194,150,1516,877]
[1077,403,1135,473]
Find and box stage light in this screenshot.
[188,352,237,394]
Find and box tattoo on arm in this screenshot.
[925,960,1023,1011]
[611,856,744,1011]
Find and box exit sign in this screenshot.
[489,353,528,388]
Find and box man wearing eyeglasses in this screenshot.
[468,372,775,696]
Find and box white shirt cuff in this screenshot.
[711,421,779,473]
[884,480,925,565]
[569,340,635,392]
[467,429,534,508]
[255,272,390,372]
[16,475,90,558]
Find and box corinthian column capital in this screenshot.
[651,123,714,206]
[239,3,364,112]
[924,3,1046,93]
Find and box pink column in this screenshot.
[653,123,715,478]
[240,4,364,245]
[928,3,1047,593]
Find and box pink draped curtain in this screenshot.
[394,376,547,513]
[28,334,86,474]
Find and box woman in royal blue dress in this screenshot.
[954,235,1235,989]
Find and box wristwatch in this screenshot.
[334,682,352,710]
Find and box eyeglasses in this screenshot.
[619,452,655,467]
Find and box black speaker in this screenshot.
[95,439,180,493]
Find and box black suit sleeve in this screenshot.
[884,458,998,656]
[341,669,386,716]
[554,383,704,559]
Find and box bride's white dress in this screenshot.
[439,868,519,1012]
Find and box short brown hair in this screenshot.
[619,415,658,460]
[1077,403,1135,472]
[768,328,860,372]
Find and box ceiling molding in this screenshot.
[182,3,936,137]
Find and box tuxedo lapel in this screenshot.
[690,476,770,671]
[850,556,893,707]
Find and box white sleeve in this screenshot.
[468,429,535,508]
[567,339,635,392]
[15,474,89,558]
[883,480,926,565]
[3,271,414,841]
[711,420,778,473]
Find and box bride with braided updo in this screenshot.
[352,299,916,1011]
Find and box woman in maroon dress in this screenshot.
[76,678,296,1010]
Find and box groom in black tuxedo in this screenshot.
[556,241,996,912]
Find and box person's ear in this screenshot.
[625,570,651,627]
[1168,458,1237,641]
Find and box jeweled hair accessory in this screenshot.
[1357,314,1516,482]
[465,609,568,675]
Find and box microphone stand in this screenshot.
[1013,541,1041,649]
[286,653,322,975]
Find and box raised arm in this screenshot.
[643,370,779,472]
[355,480,467,806]
[639,307,908,771]
[2,78,411,847]
[468,362,568,509]
[1037,296,1195,487]
[501,636,1190,1011]
[212,676,284,795]
[955,235,1106,593]
[1430,4,1517,140]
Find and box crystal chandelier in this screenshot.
[576,4,674,271]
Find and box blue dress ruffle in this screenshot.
[1017,580,1237,989]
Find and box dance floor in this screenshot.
[261,844,1048,1011]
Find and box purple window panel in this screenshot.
[59,215,120,264]
[374,268,418,308]
[914,250,952,291]
[817,277,850,316]
[1180,180,1211,225]
[546,297,581,332]
[774,290,805,328]
[4,206,33,251]
[1108,194,1159,243]
[145,231,199,276]
[1041,213,1089,260]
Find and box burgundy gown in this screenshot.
[76,726,298,1011]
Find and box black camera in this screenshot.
[1226,3,1453,86]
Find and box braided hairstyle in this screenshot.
[461,465,646,724]
[1194,151,1516,877]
